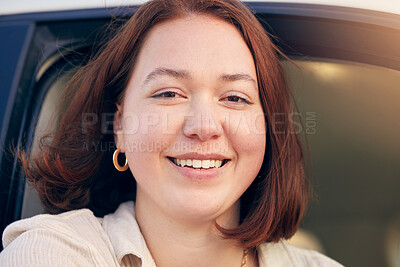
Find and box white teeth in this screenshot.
[215,160,222,168]
[172,158,225,169]
[201,160,210,168]
[192,160,202,168]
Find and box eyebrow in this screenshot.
[142,68,191,87]
[219,73,257,89]
[142,67,257,89]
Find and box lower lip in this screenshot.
[167,159,228,181]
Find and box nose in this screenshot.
[182,102,223,142]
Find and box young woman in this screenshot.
[1,0,342,266]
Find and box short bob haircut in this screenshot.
[21,0,308,248]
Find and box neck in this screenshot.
[135,192,248,267]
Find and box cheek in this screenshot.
[225,110,266,173]
[121,107,179,147]
[121,110,181,177]
[225,109,266,144]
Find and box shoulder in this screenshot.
[2,209,96,245]
[257,240,344,267]
[1,209,117,267]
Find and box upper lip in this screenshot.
[169,152,230,160]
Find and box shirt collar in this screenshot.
[102,201,157,266]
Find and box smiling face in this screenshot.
[114,15,266,226]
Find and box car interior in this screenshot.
[1,3,399,267]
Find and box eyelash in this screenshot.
[152,90,253,105]
[152,90,183,98]
[221,95,252,105]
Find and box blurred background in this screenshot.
[0,1,399,266]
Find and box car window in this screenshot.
[20,71,74,219]
[23,56,400,267]
[1,3,399,266]
[284,58,400,267]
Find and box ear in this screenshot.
[113,104,125,152]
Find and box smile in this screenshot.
[168,157,229,169]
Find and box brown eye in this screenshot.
[155,91,176,98]
[152,90,184,98]
[227,96,240,102]
[221,95,252,105]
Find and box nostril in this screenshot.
[182,113,223,141]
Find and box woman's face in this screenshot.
[114,15,266,225]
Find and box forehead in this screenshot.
[133,15,256,77]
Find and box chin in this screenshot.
[168,196,239,225]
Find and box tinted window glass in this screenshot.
[284,59,400,267]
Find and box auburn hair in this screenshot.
[20,0,308,248]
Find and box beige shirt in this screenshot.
[1,201,343,266]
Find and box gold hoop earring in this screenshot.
[113,147,128,171]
